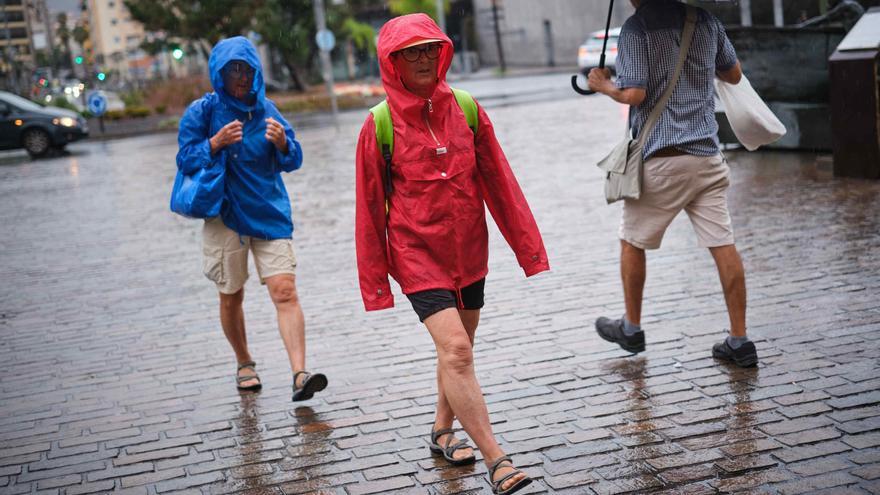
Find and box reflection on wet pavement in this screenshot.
[0,93,878,493]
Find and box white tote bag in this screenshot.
[715,75,786,151]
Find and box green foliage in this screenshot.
[103,110,127,120]
[72,24,89,46]
[125,106,151,118]
[121,90,144,107]
[157,116,180,129]
[124,0,377,92]
[388,0,449,20]
[50,97,79,112]
[342,17,376,52]
[124,0,254,46]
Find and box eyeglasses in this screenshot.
[224,61,255,80]
[397,43,441,63]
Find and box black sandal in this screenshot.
[291,370,328,402]
[488,455,532,495]
[429,427,477,466]
[236,361,262,391]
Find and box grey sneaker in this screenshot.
[595,317,645,354]
[712,339,758,368]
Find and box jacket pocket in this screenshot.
[202,246,225,284]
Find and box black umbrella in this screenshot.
[570,0,736,95]
[572,0,616,95]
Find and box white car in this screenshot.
[578,27,621,74]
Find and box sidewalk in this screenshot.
[1,94,878,494]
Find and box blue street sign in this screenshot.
[87,92,107,116]
[315,29,336,52]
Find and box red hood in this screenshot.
[377,13,454,123]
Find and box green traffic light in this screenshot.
[97,72,106,81]
[172,48,184,60]
[75,56,83,64]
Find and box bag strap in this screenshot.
[369,89,479,214]
[636,6,697,147]
[451,87,479,133]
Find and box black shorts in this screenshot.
[406,278,486,322]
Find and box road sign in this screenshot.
[315,29,336,52]
[87,92,107,116]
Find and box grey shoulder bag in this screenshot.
[597,6,697,204]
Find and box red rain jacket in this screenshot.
[355,14,549,311]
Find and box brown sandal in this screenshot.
[236,361,262,391]
[488,455,532,495]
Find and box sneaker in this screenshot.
[712,339,758,368]
[595,317,645,354]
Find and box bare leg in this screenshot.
[424,308,525,490]
[621,240,646,325]
[265,274,308,387]
[434,309,479,460]
[219,288,258,387]
[709,244,747,338]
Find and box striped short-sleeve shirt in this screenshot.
[616,0,738,159]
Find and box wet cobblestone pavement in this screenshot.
[1,92,879,494]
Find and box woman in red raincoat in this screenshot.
[355,14,548,494]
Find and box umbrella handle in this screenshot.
[571,74,595,95]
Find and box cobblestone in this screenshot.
[1,88,879,494]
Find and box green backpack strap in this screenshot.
[369,100,394,203]
[369,90,479,214]
[451,87,479,133]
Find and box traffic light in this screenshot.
[75,56,83,65]
[97,72,106,81]
[172,48,184,60]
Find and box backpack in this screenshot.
[369,88,479,213]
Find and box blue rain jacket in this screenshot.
[176,36,303,240]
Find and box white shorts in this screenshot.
[620,153,735,250]
[202,217,297,294]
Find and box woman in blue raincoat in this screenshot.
[176,36,327,401]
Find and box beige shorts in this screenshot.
[202,217,297,294]
[620,153,735,250]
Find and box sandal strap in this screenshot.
[446,439,472,454]
[237,361,256,371]
[293,370,310,389]
[236,374,260,384]
[492,469,524,489]
[430,427,456,445]
[488,455,513,478]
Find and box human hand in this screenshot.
[588,67,613,94]
[210,120,242,153]
[265,117,288,153]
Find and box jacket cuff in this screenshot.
[197,140,215,169]
[520,255,550,277]
[276,137,302,172]
[363,285,394,311]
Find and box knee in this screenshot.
[438,338,474,374]
[220,289,243,311]
[269,280,299,306]
[621,240,645,257]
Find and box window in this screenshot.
[108,0,115,6]
[111,18,118,25]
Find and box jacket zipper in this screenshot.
[425,99,447,155]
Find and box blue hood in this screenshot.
[208,36,265,113]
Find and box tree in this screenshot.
[388,0,449,20]
[124,0,257,61]
[124,0,375,92]
[56,12,73,69]
[253,0,375,91]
